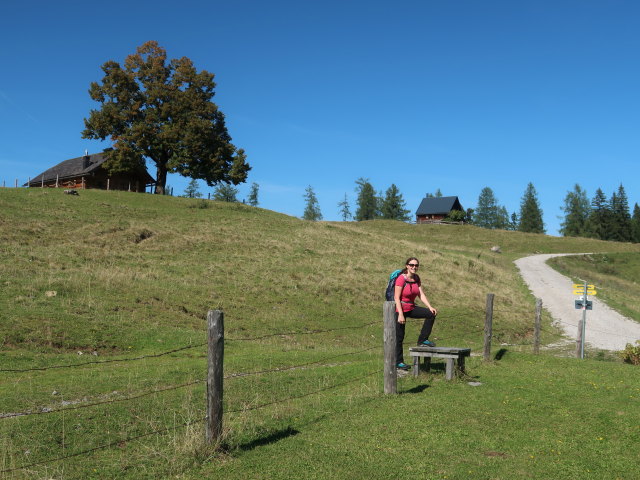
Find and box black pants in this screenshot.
[395,306,436,364]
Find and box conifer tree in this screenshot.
[354,178,378,221]
[183,179,202,198]
[302,186,322,221]
[473,187,500,228]
[247,182,259,207]
[560,184,590,237]
[381,184,411,221]
[213,183,238,202]
[510,212,519,231]
[518,183,545,233]
[496,206,511,230]
[586,188,610,240]
[631,203,640,243]
[610,184,632,242]
[337,194,352,221]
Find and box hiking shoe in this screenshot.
[418,340,436,347]
[396,363,411,370]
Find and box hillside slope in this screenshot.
[2,188,639,355]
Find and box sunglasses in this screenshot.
[407,264,419,268]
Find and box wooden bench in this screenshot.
[409,346,471,380]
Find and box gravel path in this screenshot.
[514,253,640,351]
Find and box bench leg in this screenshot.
[457,356,466,376]
[445,358,454,380]
[424,357,431,373]
[412,356,419,377]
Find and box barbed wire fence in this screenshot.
[0,311,384,475]
[3,296,638,475]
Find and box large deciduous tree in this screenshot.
[518,183,545,234]
[82,41,249,194]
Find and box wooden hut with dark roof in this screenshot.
[24,152,154,192]
[415,196,464,223]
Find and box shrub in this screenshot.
[619,341,640,365]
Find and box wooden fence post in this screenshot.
[383,301,397,394]
[206,310,224,445]
[533,298,542,354]
[483,293,494,361]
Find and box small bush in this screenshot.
[619,341,640,365]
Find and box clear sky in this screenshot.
[1,0,638,235]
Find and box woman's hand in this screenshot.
[398,315,406,324]
[429,307,437,316]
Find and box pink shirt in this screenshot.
[395,274,421,313]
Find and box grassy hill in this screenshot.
[1,188,639,479]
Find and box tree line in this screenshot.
[560,184,640,242]
[302,178,412,222]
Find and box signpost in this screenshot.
[573,282,596,359]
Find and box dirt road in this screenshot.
[514,253,640,351]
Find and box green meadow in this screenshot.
[1,188,639,479]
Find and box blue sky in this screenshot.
[1,0,638,235]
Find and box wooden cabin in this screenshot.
[415,196,464,223]
[24,152,155,192]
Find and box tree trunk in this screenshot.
[155,164,167,195]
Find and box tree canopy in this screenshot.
[82,41,250,194]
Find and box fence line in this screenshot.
[1,367,380,474]
[0,343,206,373]
[1,346,380,420]
[1,319,386,374]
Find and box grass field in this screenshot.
[1,188,639,479]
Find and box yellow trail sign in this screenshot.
[573,290,597,296]
[573,284,595,289]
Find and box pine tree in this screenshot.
[631,203,640,243]
[496,206,511,230]
[434,188,443,198]
[183,179,202,198]
[510,212,519,231]
[518,183,545,233]
[213,183,238,202]
[473,187,500,229]
[302,186,322,221]
[354,178,378,221]
[560,184,590,237]
[381,184,411,221]
[247,182,259,206]
[337,194,352,221]
[610,184,632,242]
[586,188,610,240]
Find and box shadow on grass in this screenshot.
[494,348,508,360]
[402,384,430,394]
[239,426,300,451]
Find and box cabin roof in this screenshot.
[415,196,464,215]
